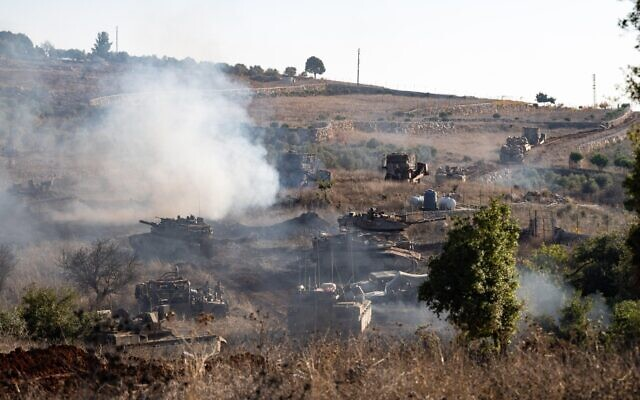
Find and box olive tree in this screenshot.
[419,200,521,351]
[58,239,140,308]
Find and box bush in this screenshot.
[610,300,640,346]
[594,174,612,188]
[569,152,583,165]
[0,308,26,337]
[614,156,633,169]
[492,113,501,119]
[560,292,592,345]
[20,286,93,342]
[581,179,598,194]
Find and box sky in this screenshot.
[1,0,639,106]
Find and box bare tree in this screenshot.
[58,239,140,308]
[0,244,17,294]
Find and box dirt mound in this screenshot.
[0,345,177,397]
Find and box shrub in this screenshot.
[581,179,598,194]
[610,300,640,346]
[0,308,26,337]
[594,174,612,189]
[492,113,501,119]
[559,292,592,345]
[20,286,93,342]
[569,152,583,164]
[334,115,346,121]
[614,156,633,169]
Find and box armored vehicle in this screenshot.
[130,214,215,258]
[522,127,546,146]
[88,308,226,350]
[350,271,429,304]
[311,232,421,283]
[382,153,428,183]
[435,165,467,184]
[338,208,443,233]
[287,283,372,336]
[135,268,229,319]
[277,151,332,188]
[499,136,531,163]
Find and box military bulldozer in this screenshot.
[287,283,372,336]
[87,308,226,350]
[129,214,215,259]
[135,268,229,319]
[277,150,332,188]
[382,153,428,183]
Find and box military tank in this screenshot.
[135,268,229,319]
[338,208,442,233]
[129,214,215,259]
[499,136,531,164]
[87,308,226,350]
[287,283,372,336]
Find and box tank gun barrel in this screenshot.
[139,219,158,227]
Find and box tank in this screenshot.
[130,214,215,258]
[135,268,229,319]
[287,284,372,336]
[437,196,456,211]
[499,136,531,164]
[435,165,468,184]
[424,189,438,211]
[87,308,226,350]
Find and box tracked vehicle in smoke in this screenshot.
[350,270,429,304]
[88,308,226,350]
[287,283,372,336]
[338,208,442,233]
[129,214,215,259]
[135,268,229,319]
[277,150,332,188]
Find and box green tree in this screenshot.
[419,200,521,351]
[58,239,140,309]
[621,6,640,282]
[525,244,569,276]
[305,56,326,79]
[284,66,297,77]
[610,300,640,346]
[589,153,609,170]
[91,31,111,58]
[569,234,634,300]
[569,152,583,167]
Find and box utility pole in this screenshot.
[115,26,119,53]
[592,73,596,108]
[357,48,360,86]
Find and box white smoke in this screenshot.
[59,67,279,223]
[517,268,610,325]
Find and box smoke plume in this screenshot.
[63,67,279,223]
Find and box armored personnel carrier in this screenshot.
[499,136,531,163]
[88,308,226,350]
[382,153,428,183]
[312,231,421,283]
[435,165,468,184]
[135,268,229,319]
[130,214,215,258]
[287,283,372,336]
